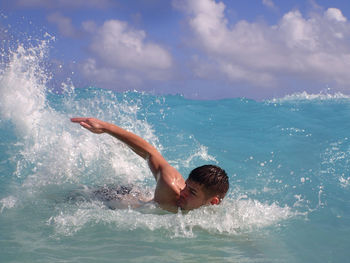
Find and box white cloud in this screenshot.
[88,20,172,71]
[79,19,173,89]
[79,58,143,89]
[82,21,98,34]
[47,12,78,38]
[262,0,277,11]
[175,0,350,90]
[325,8,347,22]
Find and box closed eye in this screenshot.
[189,188,197,196]
[185,182,198,196]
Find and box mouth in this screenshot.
[176,197,185,207]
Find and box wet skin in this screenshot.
[177,180,214,211]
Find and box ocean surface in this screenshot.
[1,42,350,263]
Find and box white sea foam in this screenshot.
[269,91,350,103]
[169,139,217,171]
[48,197,294,238]
[320,138,350,190]
[0,195,17,213]
[0,42,49,135]
[339,176,350,188]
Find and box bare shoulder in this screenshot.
[159,164,185,189]
[153,163,185,210]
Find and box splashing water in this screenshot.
[1,39,350,262]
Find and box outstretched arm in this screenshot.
[70,117,168,177]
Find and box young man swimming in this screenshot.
[71,117,229,213]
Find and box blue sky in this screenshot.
[1,0,350,100]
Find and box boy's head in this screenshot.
[177,165,229,210]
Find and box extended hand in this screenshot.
[71,117,105,134]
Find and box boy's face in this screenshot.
[176,180,212,210]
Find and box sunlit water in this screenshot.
[1,39,350,263]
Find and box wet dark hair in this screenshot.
[188,165,229,200]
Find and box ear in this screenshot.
[210,196,220,205]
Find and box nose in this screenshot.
[180,187,189,199]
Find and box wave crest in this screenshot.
[269,91,350,103]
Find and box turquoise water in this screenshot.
[1,42,350,263]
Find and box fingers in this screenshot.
[80,122,92,130]
[71,117,88,123]
[71,117,104,134]
[71,117,92,130]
